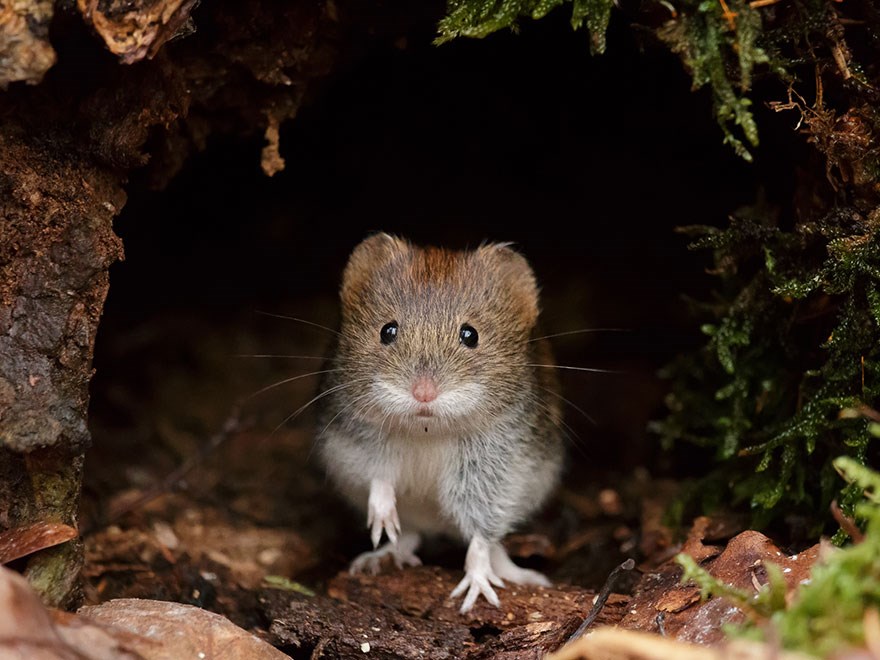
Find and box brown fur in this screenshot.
[332,233,558,436]
[317,232,564,545]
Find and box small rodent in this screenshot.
[316,233,564,613]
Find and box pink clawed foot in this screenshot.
[366,479,400,548]
[349,531,422,575]
[488,542,551,587]
[450,535,504,613]
[451,538,554,613]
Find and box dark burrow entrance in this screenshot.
[81,6,798,644]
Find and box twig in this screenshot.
[84,406,247,535]
[830,500,864,543]
[655,611,666,637]
[566,558,636,644]
[718,0,737,30]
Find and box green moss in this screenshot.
[437,0,615,54]
[438,0,776,159]
[655,204,880,530]
[676,552,787,619]
[656,0,767,161]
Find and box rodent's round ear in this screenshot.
[341,233,410,305]
[477,243,540,326]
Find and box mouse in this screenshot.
[315,232,564,613]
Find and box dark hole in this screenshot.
[468,624,503,644]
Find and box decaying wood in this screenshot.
[261,566,629,658]
[78,0,201,64]
[264,589,472,659]
[0,134,125,606]
[0,0,55,87]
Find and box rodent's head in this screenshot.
[333,233,543,436]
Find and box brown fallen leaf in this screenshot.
[620,530,820,646]
[504,533,557,560]
[0,563,68,649]
[50,610,150,660]
[78,598,289,659]
[0,522,78,564]
[680,517,724,563]
[0,564,144,659]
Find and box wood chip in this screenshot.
[0,522,77,564]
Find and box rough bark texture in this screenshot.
[0,133,124,606]
[262,567,629,658]
[0,138,123,455]
[0,0,384,605]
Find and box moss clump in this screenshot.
[676,457,880,657]
[437,0,781,160]
[437,0,615,54]
[654,204,880,531]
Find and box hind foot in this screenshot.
[349,530,422,576]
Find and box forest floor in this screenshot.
[5,302,822,659]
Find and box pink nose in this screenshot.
[411,376,438,403]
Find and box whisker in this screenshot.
[245,368,344,400]
[527,364,623,374]
[529,393,591,460]
[271,380,363,435]
[254,310,341,336]
[235,354,327,360]
[529,328,630,343]
[307,393,375,464]
[320,391,372,436]
[537,384,597,427]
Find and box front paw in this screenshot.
[366,479,400,548]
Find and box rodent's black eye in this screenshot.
[459,324,478,348]
[380,321,398,345]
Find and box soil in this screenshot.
[72,304,819,658]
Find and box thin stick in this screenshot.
[235,354,327,360]
[655,611,667,637]
[831,499,864,543]
[565,558,636,644]
[85,406,246,535]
